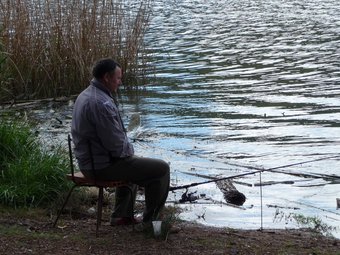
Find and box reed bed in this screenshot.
[0,0,151,102]
[0,119,71,208]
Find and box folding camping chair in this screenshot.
[53,134,134,236]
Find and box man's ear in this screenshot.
[103,72,110,84]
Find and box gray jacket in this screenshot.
[71,78,134,170]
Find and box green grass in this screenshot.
[0,119,71,208]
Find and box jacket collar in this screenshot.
[90,78,113,98]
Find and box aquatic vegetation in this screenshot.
[292,213,336,237]
[273,209,336,237]
[0,119,71,208]
[0,0,151,102]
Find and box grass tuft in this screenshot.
[0,119,71,208]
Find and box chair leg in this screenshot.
[53,184,77,227]
[96,187,104,237]
[127,186,135,231]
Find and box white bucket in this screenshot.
[152,221,162,237]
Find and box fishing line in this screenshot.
[281,198,340,217]
[134,136,340,180]
[129,124,340,189]
[169,155,340,191]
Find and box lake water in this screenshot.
[2,0,340,237]
[136,0,340,237]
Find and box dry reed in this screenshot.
[0,0,151,102]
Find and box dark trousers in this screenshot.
[82,156,170,222]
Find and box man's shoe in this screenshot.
[110,217,141,226]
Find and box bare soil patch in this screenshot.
[0,210,339,255]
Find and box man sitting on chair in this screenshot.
[71,58,170,226]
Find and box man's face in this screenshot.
[104,67,122,93]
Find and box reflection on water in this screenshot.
[1,0,340,237]
[141,0,340,165]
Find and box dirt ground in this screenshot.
[0,209,339,255]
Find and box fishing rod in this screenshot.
[134,135,340,179]
[169,154,340,191]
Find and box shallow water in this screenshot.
[2,0,340,237]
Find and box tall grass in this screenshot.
[0,0,151,102]
[0,119,71,208]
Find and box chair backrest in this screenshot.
[87,138,96,177]
[67,134,76,181]
[67,134,97,183]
